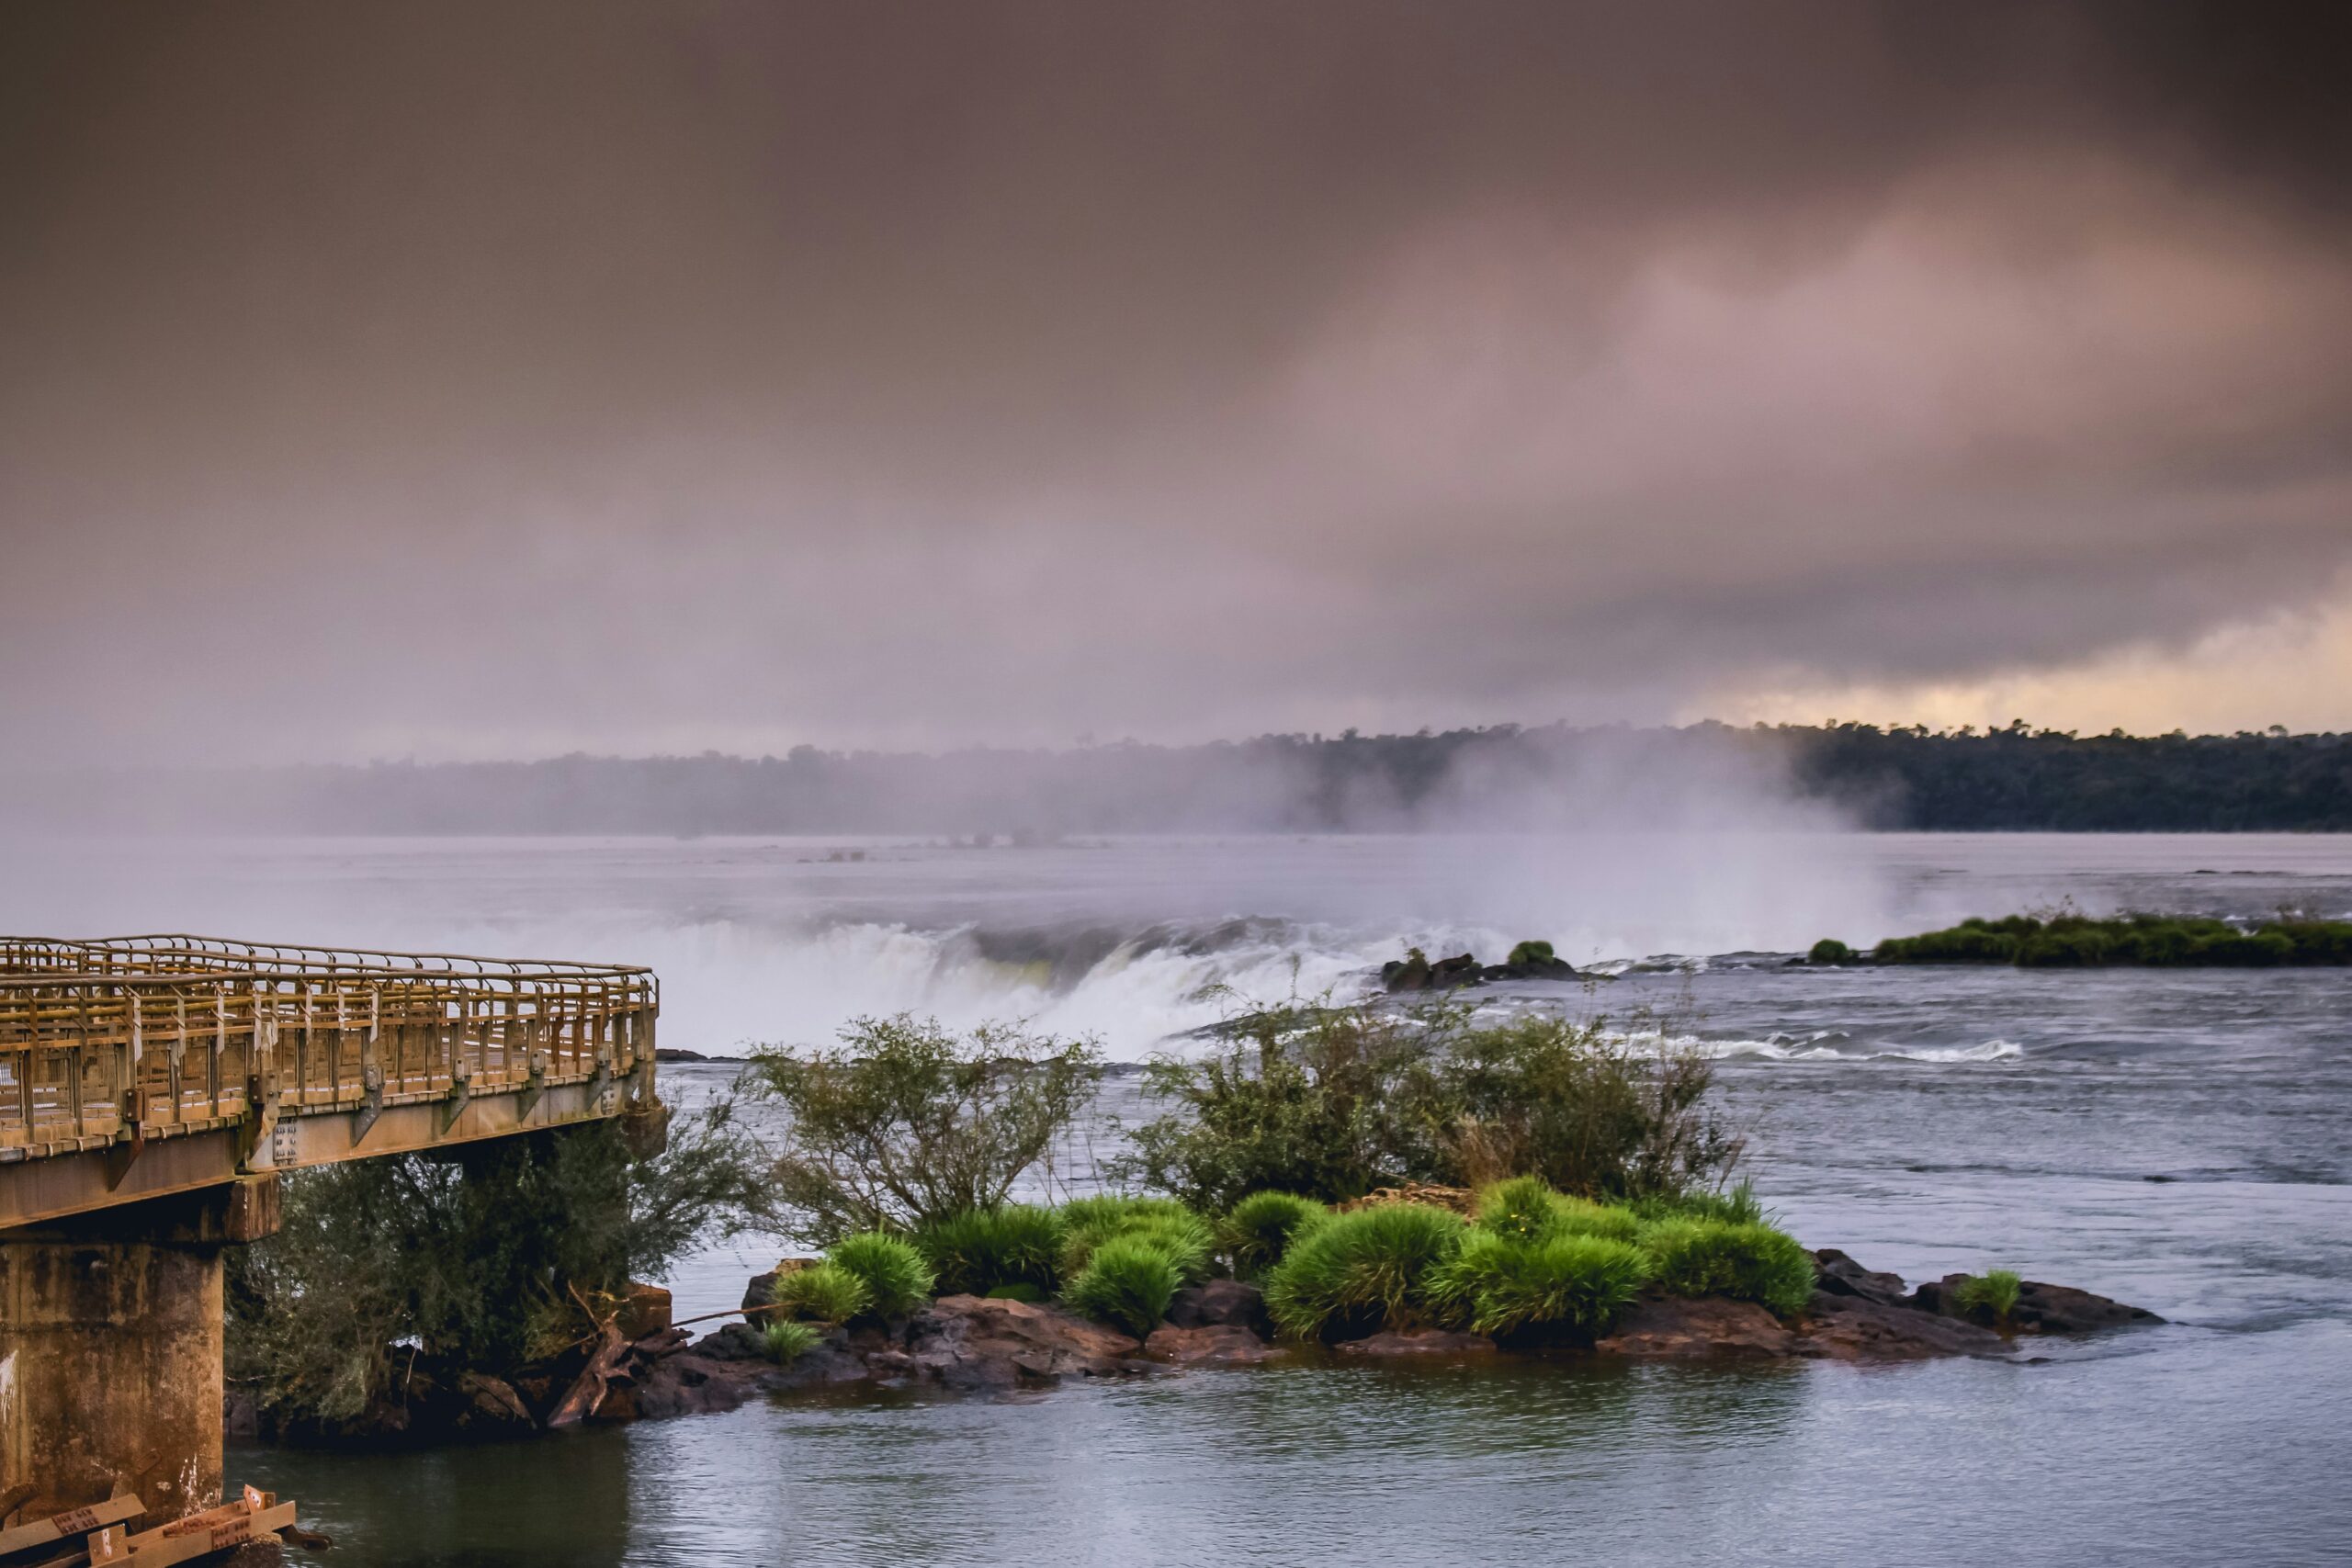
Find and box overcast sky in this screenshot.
[4,1,2348,763]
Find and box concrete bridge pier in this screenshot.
[0,1179,277,1521]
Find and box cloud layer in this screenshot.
[3,1,2347,761]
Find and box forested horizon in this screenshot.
[8,722,2351,835]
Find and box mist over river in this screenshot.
[6,834,2348,1564]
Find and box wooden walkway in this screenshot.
[0,935,660,1230]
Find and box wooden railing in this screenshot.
[0,936,657,1158]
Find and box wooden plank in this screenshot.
[85,1502,293,1565]
[0,1495,142,1557]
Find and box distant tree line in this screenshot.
[9,721,2352,833]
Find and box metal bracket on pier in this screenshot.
[515,1051,548,1121]
[590,1043,616,1111]
[440,1059,473,1136]
[238,1076,282,1173]
[352,1064,386,1144]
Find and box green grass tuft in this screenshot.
[1952,1268,2023,1324]
[824,1232,936,1318]
[1056,1194,1204,1279]
[1807,938,1855,964]
[767,1261,870,1325]
[1062,1235,1183,1337]
[1425,1230,1651,1338]
[913,1205,1066,1297]
[1639,1217,1815,1318]
[1220,1190,1329,1278]
[1262,1202,1468,1341]
[763,1318,823,1364]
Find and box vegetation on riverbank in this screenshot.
[1812,913,2352,967]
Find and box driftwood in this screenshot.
[547,1287,630,1429]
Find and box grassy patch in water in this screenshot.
[825,1233,936,1318]
[1219,1190,1329,1278]
[1845,913,2352,967]
[763,1319,823,1364]
[768,1261,871,1325]
[1425,1230,1651,1338]
[914,1205,1066,1297]
[1953,1268,2023,1324]
[1062,1235,1183,1337]
[1262,1202,1468,1340]
[1639,1217,1815,1318]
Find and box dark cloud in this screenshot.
[2,1,2347,761]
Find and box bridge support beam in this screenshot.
[0,1179,277,1522]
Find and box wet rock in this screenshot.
[1595,1296,1797,1359]
[614,1281,673,1339]
[694,1320,771,1363]
[630,1352,756,1419]
[1907,1274,2162,1334]
[1166,1279,1271,1336]
[1796,1294,2010,1361]
[453,1371,537,1432]
[1333,1329,1498,1359]
[1382,952,1485,993]
[1143,1324,1286,1367]
[901,1295,1144,1390]
[1811,1247,1911,1308]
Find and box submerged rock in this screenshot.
[1336,1328,1498,1358]
[1796,1294,2009,1361]
[1145,1324,1287,1367]
[1166,1279,1272,1337]
[1906,1273,2165,1334]
[1595,1296,1798,1359]
[899,1294,1148,1390]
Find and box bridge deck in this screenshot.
[0,935,660,1230]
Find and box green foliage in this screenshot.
[1807,939,1855,964]
[1261,1203,1467,1341]
[226,1100,776,1425]
[768,1261,870,1325]
[1869,913,2352,968]
[1628,1181,1766,1228]
[1057,1196,1212,1283]
[763,1318,823,1364]
[1114,1001,1741,1213]
[1219,1190,1329,1278]
[1062,1235,1184,1337]
[985,1282,1047,1303]
[913,1205,1066,1297]
[825,1233,936,1318]
[1505,940,1556,967]
[748,1014,1103,1245]
[1640,1217,1815,1318]
[1953,1268,2024,1324]
[1424,1230,1652,1338]
[1476,1177,1643,1245]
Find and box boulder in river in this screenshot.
[899,1294,1149,1390]
[1144,1324,1288,1367]
[1595,1296,1799,1359]
[1166,1279,1272,1337]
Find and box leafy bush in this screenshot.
[1807,939,1855,964]
[825,1233,936,1318]
[1262,1203,1467,1340]
[226,1100,777,1426]
[1628,1181,1765,1228]
[769,1261,870,1325]
[1476,1176,1569,1241]
[749,1015,1103,1245]
[1871,913,2352,968]
[1506,940,1556,967]
[1425,1230,1651,1337]
[1220,1190,1329,1277]
[1063,1203,1213,1288]
[1952,1268,2023,1324]
[1115,1001,1741,1212]
[1062,1235,1184,1337]
[763,1319,823,1364]
[1640,1218,1815,1318]
[914,1205,1066,1297]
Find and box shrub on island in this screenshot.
[1425,1229,1652,1338]
[915,1205,1066,1297]
[826,1233,936,1319]
[768,1261,871,1325]
[1839,913,2352,969]
[1638,1217,1815,1318]
[1952,1268,2023,1325]
[1063,1235,1185,1337]
[1057,1195,1211,1282]
[1476,1176,1643,1245]
[1219,1190,1329,1278]
[1262,1203,1468,1340]
[763,1319,823,1364]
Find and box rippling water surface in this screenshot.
[8,833,2346,1564]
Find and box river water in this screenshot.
[6,833,2347,1564]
